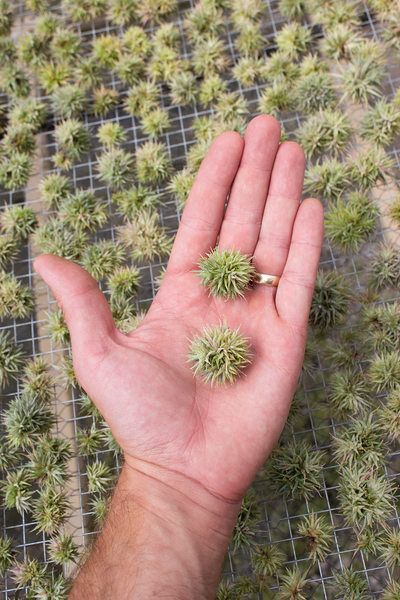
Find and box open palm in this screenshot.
[35,115,323,505]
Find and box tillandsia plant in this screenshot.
[97,122,127,148]
[265,440,325,501]
[379,385,400,443]
[113,184,160,219]
[169,71,198,106]
[1,468,33,514]
[34,216,88,261]
[258,81,294,117]
[278,567,308,600]
[97,147,135,190]
[48,531,79,566]
[86,461,114,493]
[168,168,195,211]
[355,525,385,559]
[76,423,103,455]
[332,413,387,470]
[191,35,230,78]
[304,158,349,203]
[0,234,20,269]
[315,0,360,29]
[0,64,31,99]
[92,85,119,117]
[195,247,255,300]
[215,92,248,121]
[124,81,159,118]
[53,118,91,169]
[340,56,385,104]
[0,534,17,577]
[81,240,126,281]
[38,61,71,94]
[188,320,252,386]
[140,107,171,138]
[146,46,181,83]
[381,580,400,600]
[360,99,400,146]
[264,51,299,85]
[0,272,35,319]
[381,527,400,569]
[2,124,36,157]
[275,22,312,60]
[52,84,87,119]
[184,2,224,42]
[92,34,122,70]
[123,25,151,56]
[118,209,173,263]
[295,72,336,114]
[235,21,264,57]
[0,331,24,387]
[231,0,265,23]
[135,141,172,184]
[79,393,103,420]
[18,32,48,70]
[347,145,394,190]
[367,243,400,291]
[57,354,77,389]
[0,204,37,241]
[0,0,13,36]
[153,22,181,51]
[27,435,71,487]
[107,266,141,301]
[74,56,102,90]
[309,269,352,332]
[295,109,351,158]
[108,0,138,26]
[233,56,267,88]
[0,437,21,470]
[90,493,112,526]
[278,0,307,20]
[368,350,400,392]
[10,555,47,590]
[136,0,177,25]
[4,393,55,448]
[0,151,34,191]
[330,567,369,600]
[328,369,372,417]
[39,173,71,210]
[362,302,400,354]
[230,491,260,550]
[324,329,361,370]
[32,486,70,535]
[60,189,108,233]
[199,74,228,105]
[251,542,285,581]
[35,12,61,40]
[115,53,144,87]
[64,0,108,21]
[388,194,400,227]
[45,309,70,345]
[320,23,361,61]
[298,511,334,563]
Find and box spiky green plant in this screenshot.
[0,535,16,577]
[136,140,172,183]
[215,91,248,121]
[360,99,400,146]
[298,512,334,563]
[168,168,195,211]
[368,244,400,291]
[275,22,312,60]
[299,52,328,76]
[362,302,400,354]
[1,204,37,241]
[184,3,224,42]
[320,23,360,61]
[348,145,394,190]
[97,147,135,190]
[25,0,51,11]
[233,56,267,87]
[355,526,385,559]
[140,107,171,138]
[215,580,235,600]
[341,56,384,104]
[101,425,122,455]
[295,72,335,114]
[381,528,400,569]
[33,486,70,535]
[90,493,112,526]
[304,158,349,202]
[235,21,264,57]
[230,491,260,550]
[118,310,147,333]
[27,435,71,487]
[76,423,102,455]
[0,437,20,470]
[2,124,36,156]
[87,461,113,493]
[74,57,102,90]
[388,195,400,227]
[92,34,122,69]
[193,116,215,142]
[0,272,34,319]
[329,369,372,417]
[0,64,31,99]
[108,0,137,25]
[113,184,159,219]
[381,580,400,600]
[279,0,307,19]
[0,331,24,386]
[251,542,285,580]
[258,81,294,117]
[187,138,213,172]
[368,351,400,392]
[199,73,228,105]
[79,393,103,420]
[11,556,47,590]
[146,46,181,82]
[38,61,71,94]
[316,0,360,28]
[107,266,141,301]
[309,269,351,331]
[330,567,369,600]
[169,71,198,105]
[92,85,119,117]
[0,235,19,269]
[278,567,308,600]
[338,466,395,529]
[124,80,159,117]
[188,320,251,386]
[0,35,15,67]
[81,240,125,280]
[325,193,379,253]
[34,217,88,260]
[231,0,264,22]
[136,0,177,24]
[264,50,299,84]
[60,189,108,233]
[64,0,107,20]
[45,309,70,346]
[192,35,230,78]
[54,118,91,166]
[333,413,387,470]
[296,109,351,158]
[18,32,48,69]
[379,386,400,443]
[48,531,79,565]
[153,22,181,50]
[9,98,47,131]
[115,53,144,86]
[4,394,55,448]
[266,440,325,501]
[0,0,13,35]
[0,151,33,190]
[97,122,126,148]
[123,25,151,56]
[196,247,255,300]
[232,574,259,596]
[118,209,173,262]
[21,357,53,404]
[52,85,87,119]
[39,173,71,210]
[35,12,60,39]
[1,468,33,513]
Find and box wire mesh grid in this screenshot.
[1,0,400,598]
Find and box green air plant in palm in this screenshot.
[295,109,351,158]
[87,461,113,493]
[0,535,17,577]
[92,85,119,117]
[266,440,325,501]
[110,297,137,330]
[341,56,385,104]
[48,531,79,565]
[60,189,108,233]
[97,148,135,190]
[169,71,198,106]
[168,169,195,211]
[298,512,334,563]
[0,64,31,99]
[38,61,71,94]
[45,309,70,346]
[0,273,35,319]
[329,369,372,417]
[360,99,400,146]
[140,107,171,138]
[97,122,127,148]
[124,81,159,117]
[362,302,400,354]
[295,72,335,114]
[52,84,87,119]
[309,269,352,332]
[1,204,37,241]
[53,118,91,170]
[348,145,394,190]
[4,394,55,448]
[108,0,137,25]
[76,423,102,455]
[379,385,400,443]
[33,486,70,535]
[34,216,88,261]
[136,141,172,183]
[118,209,173,263]
[113,184,159,219]
[230,491,260,550]
[192,35,230,78]
[81,240,126,281]
[107,266,141,301]
[188,320,252,386]
[196,247,255,300]
[278,567,308,600]
[332,413,387,470]
[325,192,379,253]
[368,351,400,392]
[330,567,369,600]
[0,331,24,386]
[304,158,349,203]
[368,244,400,291]
[74,56,102,91]
[1,468,33,514]
[275,22,312,60]
[0,152,33,191]
[39,173,71,210]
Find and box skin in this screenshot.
[34,115,324,599]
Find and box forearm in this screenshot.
[69,462,241,600]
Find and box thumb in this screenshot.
[34,254,118,383]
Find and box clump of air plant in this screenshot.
[0,535,17,577]
[153,22,181,51]
[118,209,173,263]
[107,266,141,301]
[27,435,71,487]
[1,468,32,513]
[235,21,264,57]
[348,146,394,190]
[48,531,79,566]
[64,0,107,21]
[278,567,308,600]
[304,158,349,202]
[0,64,31,99]
[330,567,369,600]
[388,195,400,228]
[38,61,71,94]
[52,84,87,119]
[124,81,159,118]
[187,137,213,172]
[79,393,103,420]
[9,98,47,131]
[35,12,60,39]
[368,244,400,291]
[258,82,294,117]
[0,36,16,67]
[25,0,51,12]
[199,74,227,105]
[33,486,70,535]
[60,189,108,233]
[146,46,181,82]
[185,3,224,43]
[276,22,312,60]
[232,574,258,597]
[136,141,172,183]
[325,328,361,370]
[92,85,119,117]
[97,122,126,148]
[4,393,55,448]
[0,437,20,470]
[0,331,24,386]
[341,56,384,104]
[251,543,285,581]
[379,386,400,443]
[316,0,360,29]
[298,512,334,563]
[215,91,248,121]
[0,273,34,319]
[108,0,137,25]
[97,148,135,190]
[309,269,352,332]
[192,35,230,78]
[135,0,177,24]
[231,0,264,23]
[0,235,19,269]
[112,300,141,331]
[53,118,91,169]
[11,555,47,590]
[355,526,385,559]
[325,193,379,253]
[360,100,400,146]
[115,53,144,87]
[34,216,88,260]
[233,56,267,88]
[113,184,159,219]
[329,369,372,417]
[338,465,395,529]
[215,581,235,600]
[381,580,400,600]
[296,109,351,158]
[230,491,260,550]
[193,116,215,142]
[87,461,114,493]
[2,123,36,157]
[264,51,299,85]
[299,53,328,76]
[21,357,53,404]
[39,173,71,210]
[92,34,122,70]
[1,204,37,241]
[369,350,400,392]
[169,71,198,106]
[333,413,387,470]
[196,247,255,300]
[77,424,102,455]
[362,302,400,354]
[101,425,122,455]
[90,493,112,526]
[188,320,251,386]
[45,309,70,346]
[0,0,13,36]
[140,107,171,138]
[82,240,125,280]
[295,72,335,114]
[168,168,195,211]
[57,354,77,389]
[320,23,360,61]
[382,528,400,569]
[74,57,102,90]
[279,0,306,19]
[0,151,33,191]
[266,440,325,501]
[18,32,48,70]
[123,25,151,56]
